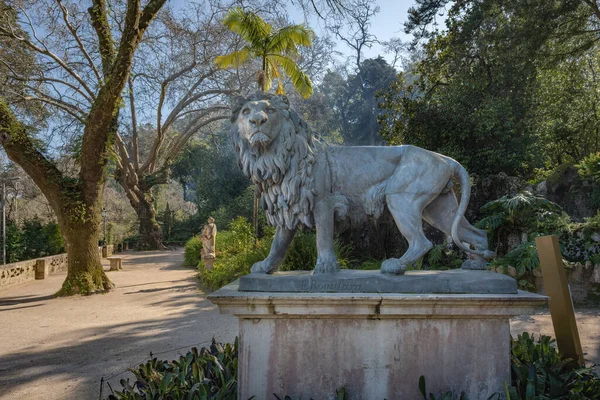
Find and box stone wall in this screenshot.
[1,247,109,290]
[495,262,600,304]
[0,253,70,289]
[534,263,600,304]
[44,253,69,274]
[0,259,37,289]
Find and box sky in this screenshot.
[287,0,414,62]
[168,0,416,66]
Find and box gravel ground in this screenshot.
[0,250,598,399]
[0,249,237,400]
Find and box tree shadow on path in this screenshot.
[0,250,237,400]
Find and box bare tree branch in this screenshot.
[0,59,93,104]
[56,0,103,84]
[0,24,96,98]
[164,114,229,164]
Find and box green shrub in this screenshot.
[500,241,540,276]
[199,217,271,290]
[183,236,202,267]
[424,244,463,270]
[107,338,238,400]
[5,218,65,262]
[43,222,64,255]
[576,153,600,182]
[582,212,600,239]
[418,375,497,400]
[216,217,255,255]
[280,231,353,271]
[420,333,600,399]
[354,258,382,270]
[107,333,599,399]
[508,332,600,399]
[199,240,271,290]
[6,221,22,263]
[199,218,354,290]
[476,192,562,248]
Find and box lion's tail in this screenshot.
[450,160,494,259]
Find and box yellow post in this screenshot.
[535,235,584,368]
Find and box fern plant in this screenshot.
[425,244,463,270]
[476,191,563,252]
[501,241,540,275]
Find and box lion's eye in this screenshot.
[242,108,250,115]
[267,108,276,114]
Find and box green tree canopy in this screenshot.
[379,0,600,176]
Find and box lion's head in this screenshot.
[231,92,316,230]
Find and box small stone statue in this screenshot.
[200,217,217,270]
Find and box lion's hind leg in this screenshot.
[381,194,433,275]
[423,192,489,253]
[423,193,491,269]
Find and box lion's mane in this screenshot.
[231,92,316,230]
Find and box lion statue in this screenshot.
[231,92,494,275]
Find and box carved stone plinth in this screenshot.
[239,269,517,294]
[203,256,214,271]
[209,281,547,400]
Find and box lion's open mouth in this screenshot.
[249,132,270,146]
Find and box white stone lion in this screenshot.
[231,92,494,275]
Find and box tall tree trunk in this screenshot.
[135,193,163,250]
[60,221,112,295]
[1,100,113,295]
[0,0,167,295]
[114,164,166,251]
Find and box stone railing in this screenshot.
[0,253,68,289]
[0,259,37,289]
[1,244,125,290]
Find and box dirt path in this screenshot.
[0,249,237,400]
[0,251,598,399]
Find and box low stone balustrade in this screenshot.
[1,246,118,290]
[1,253,69,289]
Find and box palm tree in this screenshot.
[215,7,314,98]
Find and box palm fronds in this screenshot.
[215,8,314,98]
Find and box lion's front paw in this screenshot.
[313,256,340,274]
[251,260,277,274]
[381,258,407,275]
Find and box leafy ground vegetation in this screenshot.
[106,334,600,400]
[186,217,353,290]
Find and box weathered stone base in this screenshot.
[209,282,547,400]
[203,256,215,271]
[239,269,517,294]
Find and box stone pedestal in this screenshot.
[107,257,123,271]
[209,281,547,400]
[35,259,47,280]
[203,255,215,271]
